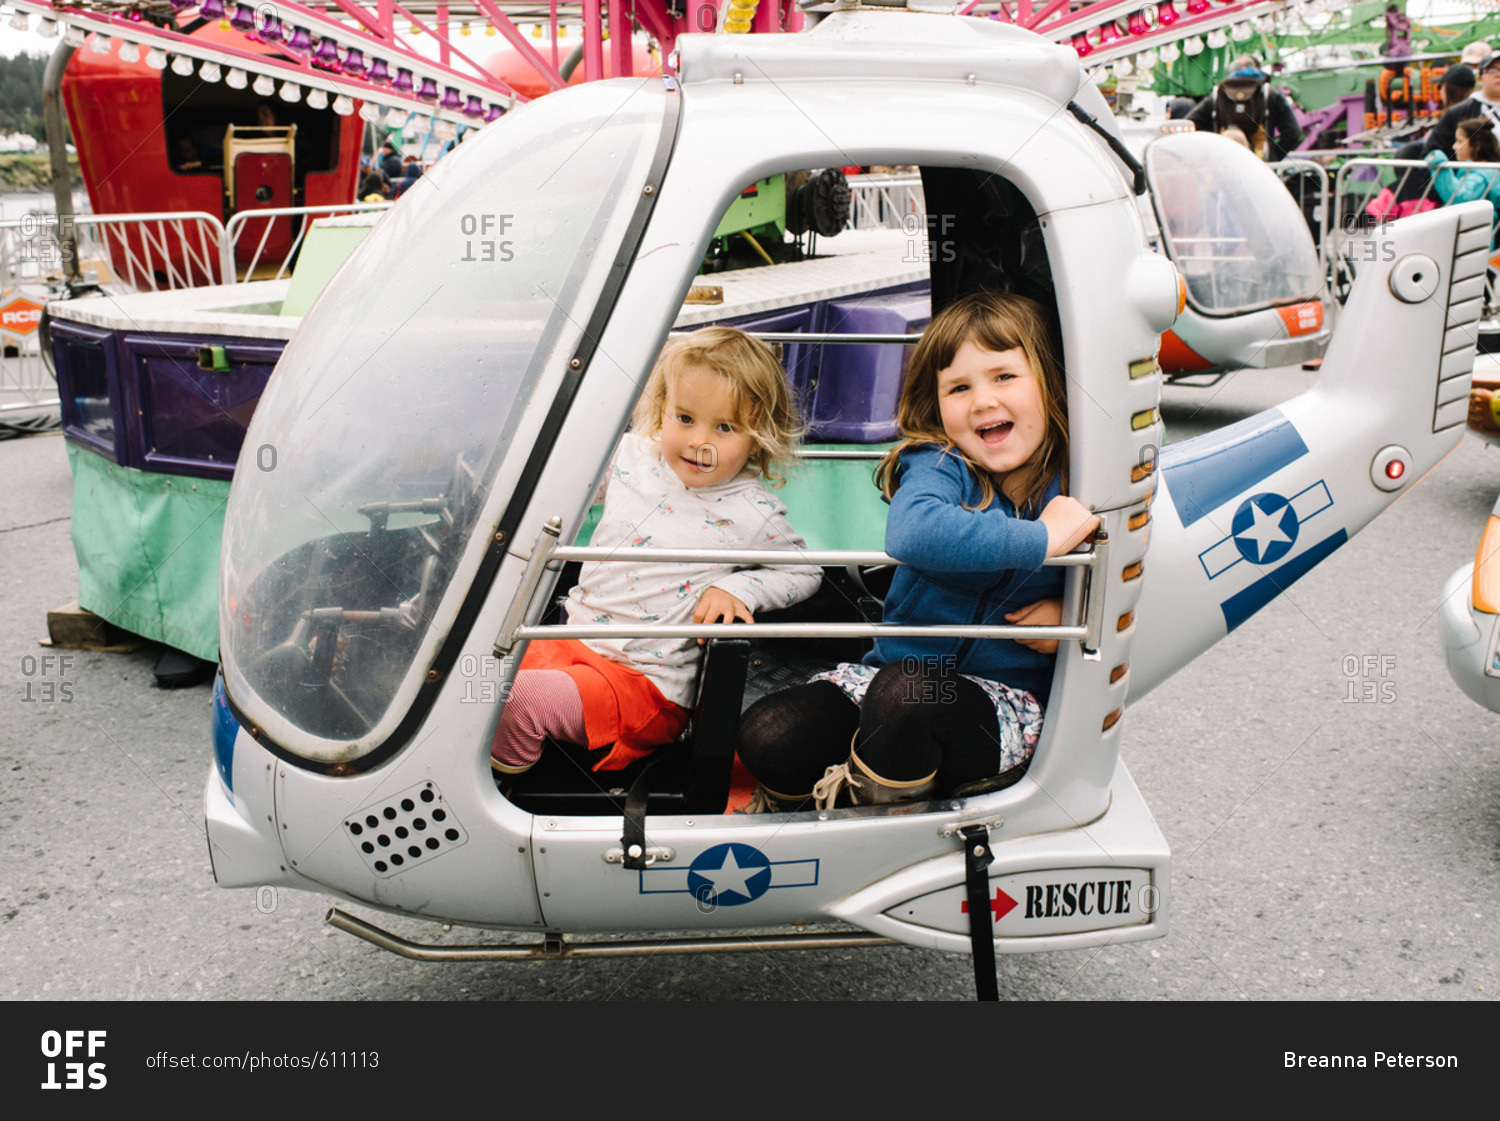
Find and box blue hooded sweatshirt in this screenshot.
[866,445,1065,700]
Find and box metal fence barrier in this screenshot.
[0,202,393,412]
[224,202,391,282]
[1328,156,1498,306]
[846,174,924,231]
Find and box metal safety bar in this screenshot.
[549,546,1095,567]
[494,521,1106,654]
[670,330,922,345]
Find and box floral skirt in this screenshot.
[806,662,1043,774]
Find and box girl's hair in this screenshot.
[874,291,1070,514]
[1458,116,1500,163]
[631,325,804,486]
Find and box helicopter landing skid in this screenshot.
[326,907,896,961]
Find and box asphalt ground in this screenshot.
[2,362,1498,1013]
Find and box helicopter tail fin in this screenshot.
[1129,200,1490,700]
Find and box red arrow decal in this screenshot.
[962,886,1018,922]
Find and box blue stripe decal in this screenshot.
[1161,409,1309,528]
[212,672,238,797]
[1220,529,1348,632]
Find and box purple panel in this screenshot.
[807,285,930,442]
[50,318,130,465]
[124,333,285,480]
[723,305,818,398]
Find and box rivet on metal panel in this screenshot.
[426,668,441,683]
[643,184,655,196]
[733,71,743,84]
[569,357,582,370]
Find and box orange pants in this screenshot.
[517,639,690,770]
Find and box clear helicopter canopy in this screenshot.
[1146,132,1323,316]
[221,79,668,760]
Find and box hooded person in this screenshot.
[1185,55,1304,160]
[379,140,404,181]
[392,161,423,200]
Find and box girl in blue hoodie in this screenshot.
[738,292,1098,811]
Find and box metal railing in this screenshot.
[224,202,391,282]
[846,174,924,232]
[1269,156,1333,274]
[0,209,227,293]
[493,518,1109,656]
[0,202,390,411]
[1328,156,1496,305]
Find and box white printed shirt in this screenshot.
[565,434,822,706]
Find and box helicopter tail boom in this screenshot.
[1129,201,1490,699]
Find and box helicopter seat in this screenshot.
[502,637,751,817]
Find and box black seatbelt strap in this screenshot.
[621,762,656,871]
[960,823,999,1001]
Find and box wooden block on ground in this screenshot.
[44,601,146,653]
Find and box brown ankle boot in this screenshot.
[812,736,936,810]
[737,784,811,814]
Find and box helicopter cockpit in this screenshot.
[222,80,667,761]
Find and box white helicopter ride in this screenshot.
[204,2,1484,997]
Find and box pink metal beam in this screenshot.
[633,0,677,56]
[469,0,569,89]
[582,0,605,82]
[325,0,410,53]
[610,0,633,78]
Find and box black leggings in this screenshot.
[735,661,1002,798]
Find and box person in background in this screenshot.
[174,138,204,171]
[393,159,422,199]
[1393,65,1474,202]
[255,102,278,128]
[1425,116,1500,219]
[1424,51,1500,161]
[1462,41,1493,68]
[1167,96,1197,121]
[1186,55,1304,160]
[379,140,404,181]
[357,162,389,201]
